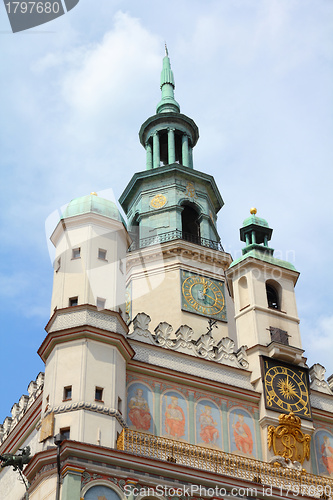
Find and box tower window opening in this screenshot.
[72,247,81,259]
[55,257,61,272]
[96,297,106,310]
[181,204,200,242]
[266,284,279,310]
[118,396,123,414]
[98,248,107,260]
[175,132,183,163]
[159,130,168,165]
[69,296,78,307]
[269,326,289,345]
[95,387,104,402]
[130,215,140,247]
[63,386,72,401]
[60,427,70,440]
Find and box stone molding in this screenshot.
[46,307,127,336]
[44,402,127,428]
[126,239,231,271]
[131,342,253,391]
[128,312,249,370]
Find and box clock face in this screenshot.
[261,357,312,420]
[181,270,227,321]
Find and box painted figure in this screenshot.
[165,396,185,439]
[128,388,151,431]
[232,413,253,455]
[321,435,333,476]
[199,406,219,444]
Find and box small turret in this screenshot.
[226,209,302,361]
[240,207,273,256]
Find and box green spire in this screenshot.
[156,45,180,114]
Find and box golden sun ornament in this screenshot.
[277,377,298,400]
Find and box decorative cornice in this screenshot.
[45,305,128,335]
[39,306,133,362]
[128,313,248,370]
[234,303,300,323]
[44,402,127,428]
[126,239,231,272]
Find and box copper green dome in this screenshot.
[61,193,126,225]
[242,213,269,229]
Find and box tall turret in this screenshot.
[38,192,131,451]
[120,51,233,339]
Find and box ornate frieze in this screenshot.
[129,313,248,369]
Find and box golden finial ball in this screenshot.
[90,191,98,196]
[250,207,257,215]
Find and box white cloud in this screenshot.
[303,315,333,374]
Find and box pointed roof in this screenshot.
[156,45,180,114]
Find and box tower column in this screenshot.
[182,134,189,167]
[146,141,153,170]
[189,146,193,169]
[168,127,175,164]
[153,131,160,169]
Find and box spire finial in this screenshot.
[156,45,180,114]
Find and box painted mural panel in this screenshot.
[196,400,222,449]
[127,383,153,433]
[229,408,256,458]
[313,430,333,477]
[85,485,120,500]
[162,391,188,441]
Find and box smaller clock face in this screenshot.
[262,357,312,419]
[181,270,227,321]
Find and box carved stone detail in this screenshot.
[175,325,193,346]
[155,322,173,346]
[309,363,333,395]
[128,313,248,370]
[132,313,152,337]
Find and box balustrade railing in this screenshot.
[129,230,224,252]
[117,429,333,498]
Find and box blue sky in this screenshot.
[1,0,332,422]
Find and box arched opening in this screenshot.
[266,282,280,310]
[129,215,140,249]
[181,204,200,243]
[159,130,168,165]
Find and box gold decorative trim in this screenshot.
[117,428,330,492]
[268,412,311,464]
[150,194,167,209]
